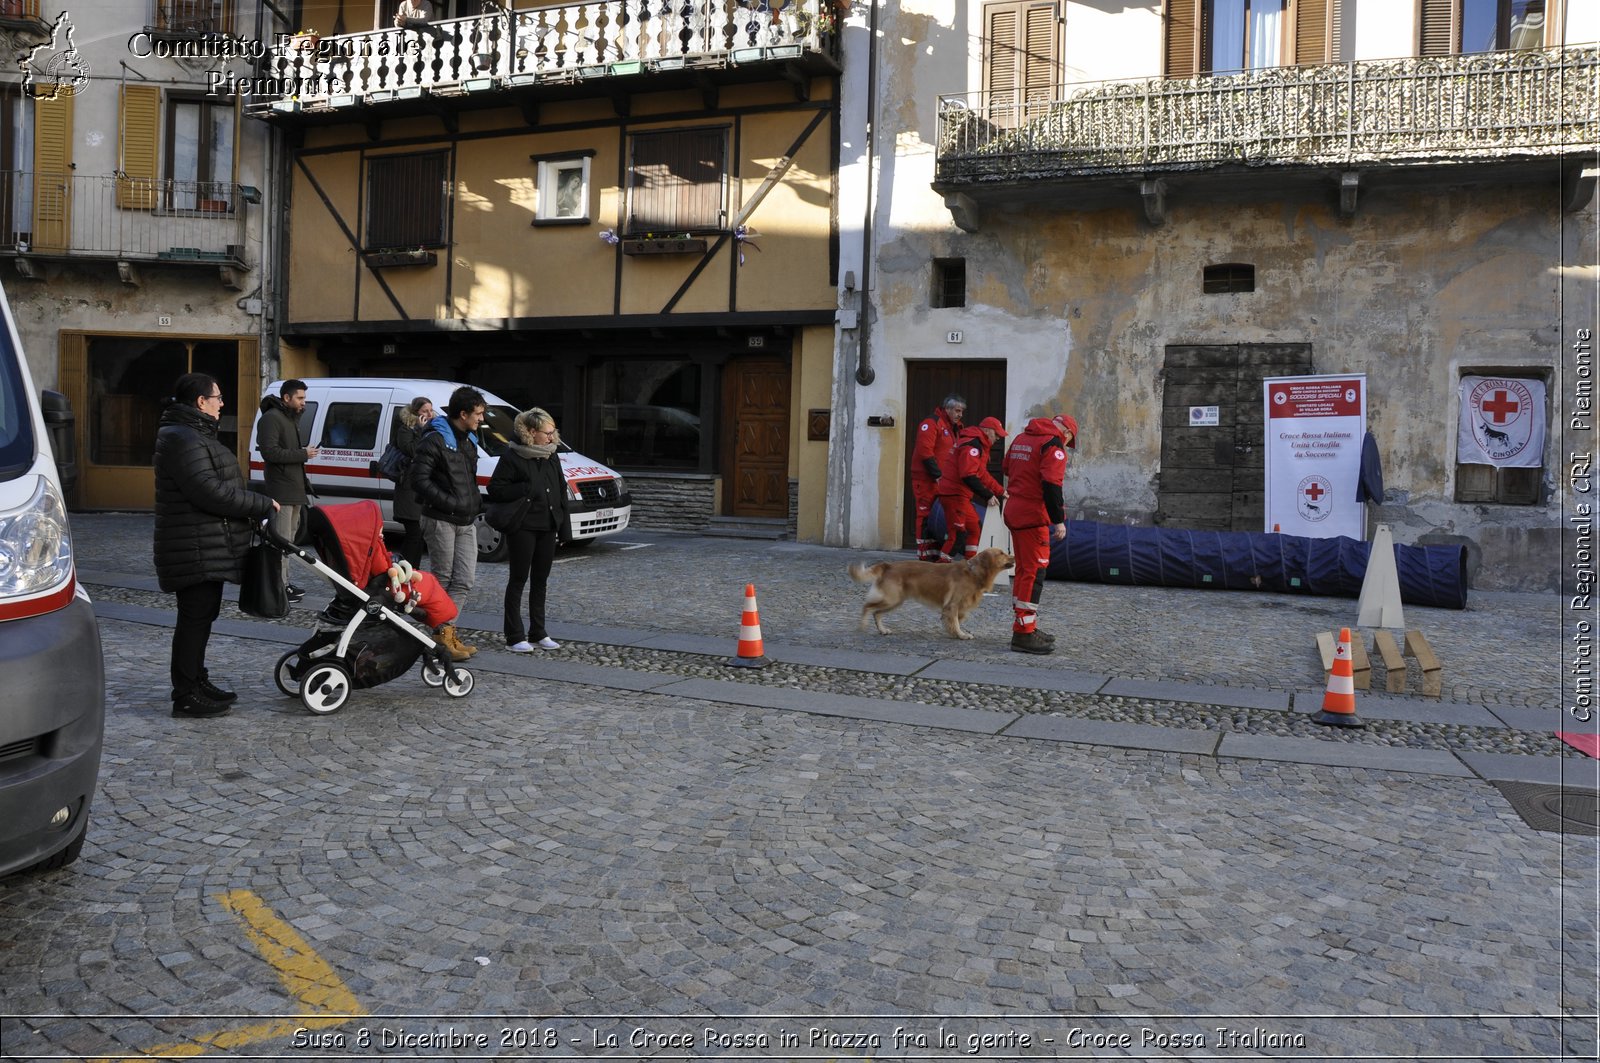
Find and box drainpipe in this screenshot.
[853,0,880,386]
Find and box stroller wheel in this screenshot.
[274,651,305,697]
[443,668,474,698]
[420,660,447,688]
[300,662,353,715]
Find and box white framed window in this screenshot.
[533,153,592,225]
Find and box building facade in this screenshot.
[3,0,278,511]
[253,0,843,540]
[827,0,1598,592]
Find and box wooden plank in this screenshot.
[1373,629,1406,694]
[1349,633,1371,691]
[1405,629,1442,698]
[1315,630,1335,672]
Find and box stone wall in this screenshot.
[626,473,718,533]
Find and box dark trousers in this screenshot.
[171,580,224,700]
[503,528,558,644]
[397,518,425,567]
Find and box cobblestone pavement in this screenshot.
[0,514,1594,1061]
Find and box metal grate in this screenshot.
[1493,781,1600,836]
[577,480,620,504]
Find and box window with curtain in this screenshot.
[1167,0,1336,77]
[1208,0,1284,74]
[165,96,234,212]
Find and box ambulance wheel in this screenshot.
[274,651,303,697]
[421,660,447,688]
[300,662,353,715]
[443,668,474,698]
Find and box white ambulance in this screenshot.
[247,378,631,561]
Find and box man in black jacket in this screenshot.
[256,379,317,602]
[411,386,486,635]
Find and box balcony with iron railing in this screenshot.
[0,172,251,277]
[248,0,843,122]
[935,46,1599,204]
[0,0,48,34]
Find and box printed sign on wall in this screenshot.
[1456,376,1546,468]
[1263,374,1367,540]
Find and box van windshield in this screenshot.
[0,322,34,482]
[476,405,575,458]
[476,405,518,457]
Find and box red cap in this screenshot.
[977,416,1006,437]
[1053,414,1079,449]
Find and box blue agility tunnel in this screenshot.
[925,505,1467,608]
[1048,521,1468,609]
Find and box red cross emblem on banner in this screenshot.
[1304,482,1325,502]
[1480,390,1519,424]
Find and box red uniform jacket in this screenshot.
[937,426,1003,504]
[910,406,960,491]
[1002,417,1069,529]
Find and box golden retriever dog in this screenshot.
[848,548,1015,640]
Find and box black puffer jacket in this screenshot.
[255,395,311,504]
[486,444,569,532]
[409,416,482,526]
[153,402,275,592]
[391,415,424,523]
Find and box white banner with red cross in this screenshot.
[1263,374,1367,540]
[1456,375,1546,468]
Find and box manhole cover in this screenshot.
[1493,781,1600,836]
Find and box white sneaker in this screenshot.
[536,637,561,650]
[508,640,535,653]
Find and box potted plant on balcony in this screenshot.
[292,28,321,54]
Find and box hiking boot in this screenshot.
[1010,630,1055,655]
[1033,629,1057,644]
[434,624,477,661]
[285,584,305,604]
[172,692,231,718]
[198,676,238,704]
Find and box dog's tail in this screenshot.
[848,561,887,585]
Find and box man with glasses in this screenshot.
[256,379,318,603]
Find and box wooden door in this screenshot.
[903,359,1007,547]
[724,355,790,517]
[1156,343,1313,531]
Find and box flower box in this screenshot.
[364,249,437,269]
[622,237,707,256]
[292,32,321,53]
[196,198,230,213]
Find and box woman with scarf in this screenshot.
[486,407,569,652]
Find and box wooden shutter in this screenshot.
[118,84,160,210]
[1418,0,1457,55]
[366,150,447,249]
[1293,0,1328,63]
[1165,0,1198,77]
[626,129,725,235]
[31,92,71,251]
[984,1,1057,124]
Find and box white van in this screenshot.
[0,280,103,878]
[247,378,631,561]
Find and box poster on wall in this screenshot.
[1263,374,1367,540]
[1456,375,1546,468]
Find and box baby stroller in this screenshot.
[259,501,474,714]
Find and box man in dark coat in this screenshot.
[256,378,317,602]
[154,373,278,717]
[410,385,486,618]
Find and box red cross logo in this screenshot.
[1304,482,1325,502]
[1481,390,1519,424]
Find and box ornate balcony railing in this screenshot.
[0,172,248,267]
[936,46,1599,185]
[252,0,841,112]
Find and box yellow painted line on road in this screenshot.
[89,889,366,1062]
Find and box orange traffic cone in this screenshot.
[728,583,768,669]
[1312,626,1365,728]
